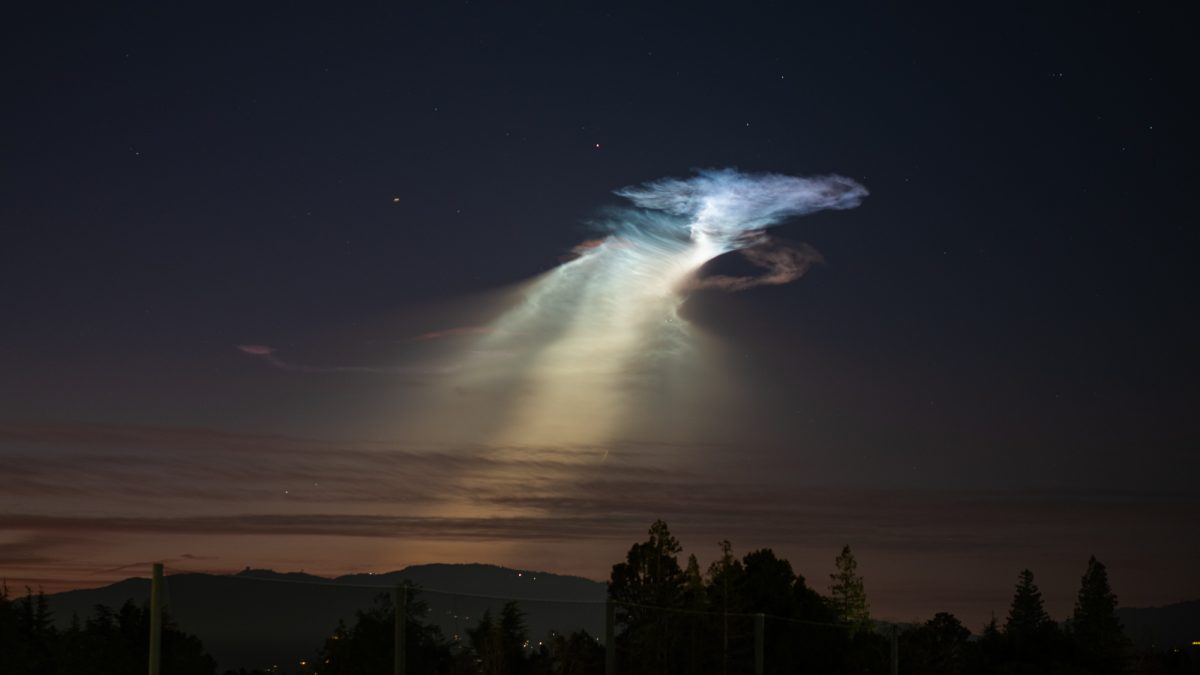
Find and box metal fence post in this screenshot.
[605,599,616,675]
[754,613,765,675]
[148,563,162,675]
[394,585,407,675]
[890,624,898,675]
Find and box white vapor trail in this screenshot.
[433,169,869,447]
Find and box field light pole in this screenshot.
[148,562,163,675]
[605,599,615,675]
[754,613,764,675]
[890,624,899,675]
[394,585,408,675]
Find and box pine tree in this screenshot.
[1004,568,1064,665]
[315,587,449,675]
[976,613,1007,668]
[707,540,744,675]
[1071,556,1128,673]
[12,588,56,673]
[829,545,870,630]
[981,615,1000,640]
[468,601,528,675]
[902,612,971,675]
[706,540,744,615]
[682,553,705,675]
[683,554,704,600]
[1005,569,1050,640]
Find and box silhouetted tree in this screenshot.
[740,549,797,619]
[608,520,687,675]
[974,614,1008,672]
[740,548,839,674]
[901,612,972,675]
[0,586,218,675]
[315,585,450,675]
[468,601,529,675]
[707,540,745,675]
[683,555,704,601]
[680,554,706,675]
[0,585,52,675]
[1069,556,1129,674]
[91,600,215,675]
[531,629,603,675]
[829,545,870,632]
[0,585,218,675]
[1005,569,1052,641]
[1004,569,1066,671]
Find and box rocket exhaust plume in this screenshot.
[421,169,868,447]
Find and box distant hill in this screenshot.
[44,563,606,672]
[1117,600,1200,650]
[43,566,1197,671]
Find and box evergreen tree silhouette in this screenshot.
[0,587,217,675]
[681,554,705,675]
[706,540,744,675]
[1004,568,1064,667]
[900,612,971,675]
[608,520,686,675]
[1005,569,1051,640]
[1070,556,1129,674]
[314,586,449,675]
[829,545,870,631]
[468,601,529,675]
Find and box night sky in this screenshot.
[2,3,1197,626]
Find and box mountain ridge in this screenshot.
[43,563,607,672]
[37,564,1197,671]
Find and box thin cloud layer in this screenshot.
[235,344,456,375]
[4,420,1197,551]
[4,419,1198,621]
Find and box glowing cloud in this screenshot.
[613,168,866,255]
[236,170,867,451]
[420,169,868,447]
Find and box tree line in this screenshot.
[0,586,215,675]
[2,520,1195,674]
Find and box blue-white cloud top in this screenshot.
[614,168,866,255]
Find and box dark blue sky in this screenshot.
[1,2,1196,621]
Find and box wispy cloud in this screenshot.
[235,344,456,375]
[688,238,825,292]
[3,490,1196,557]
[4,420,1197,553]
[413,326,494,341]
[0,533,87,567]
[5,419,1199,618]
